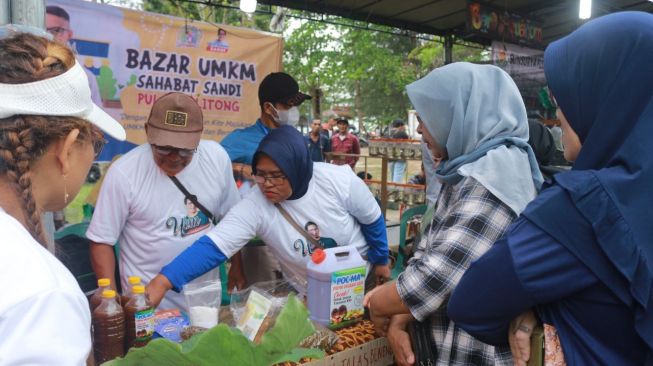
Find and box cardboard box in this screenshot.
[303,337,394,366]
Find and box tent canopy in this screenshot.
[258,0,653,47]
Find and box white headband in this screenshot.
[0,61,126,141]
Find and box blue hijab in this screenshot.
[252,125,313,200]
[522,12,653,351]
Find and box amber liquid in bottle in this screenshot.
[124,286,154,349]
[93,291,125,364]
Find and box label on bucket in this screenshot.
[329,266,366,328]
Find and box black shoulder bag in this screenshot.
[169,176,217,225]
[407,320,437,366]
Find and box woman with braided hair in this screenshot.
[0,33,125,364]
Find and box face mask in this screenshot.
[270,104,300,126]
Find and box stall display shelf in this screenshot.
[368,138,423,161]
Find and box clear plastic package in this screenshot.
[183,279,221,329]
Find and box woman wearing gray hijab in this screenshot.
[364,62,542,366]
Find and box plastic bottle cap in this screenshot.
[97,278,110,287]
[128,276,141,285]
[311,248,326,264]
[102,289,117,298]
[132,285,145,294]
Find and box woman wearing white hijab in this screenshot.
[364,62,542,366]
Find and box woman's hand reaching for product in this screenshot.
[364,281,411,337]
[363,285,389,336]
[145,274,173,308]
[387,314,415,366]
[227,251,247,292]
[227,272,246,294]
[509,309,538,366]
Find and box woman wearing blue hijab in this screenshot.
[365,62,542,366]
[449,12,653,365]
[146,125,390,302]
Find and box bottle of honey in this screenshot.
[89,278,112,312]
[124,285,154,349]
[121,276,142,305]
[93,290,125,363]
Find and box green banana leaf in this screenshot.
[104,293,323,366]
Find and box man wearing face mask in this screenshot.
[221,72,310,168]
[220,72,311,287]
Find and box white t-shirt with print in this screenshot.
[87,141,240,310]
[0,209,91,365]
[207,162,381,294]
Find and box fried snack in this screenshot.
[272,320,382,365]
[325,320,379,355]
[180,326,207,341]
[299,326,339,351]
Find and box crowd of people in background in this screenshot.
[1,9,652,366]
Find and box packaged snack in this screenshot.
[230,280,297,343]
[153,309,189,343]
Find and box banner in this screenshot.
[48,0,283,153]
[467,2,543,48]
[491,41,544,81]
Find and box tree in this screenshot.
[337,25,419,132]
[282,18,343,121]
[408,40,489,78]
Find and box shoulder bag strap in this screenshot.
[169,175,217,225]
[274,203,323,250]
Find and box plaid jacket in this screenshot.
[397,176,515,365]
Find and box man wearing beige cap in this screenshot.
[87,92,240,310]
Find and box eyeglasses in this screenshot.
[152,145,197,158]
[46,27,71,36]
[252,173,287,185]
[93,138,108,159]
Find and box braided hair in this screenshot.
[0,33,98,245]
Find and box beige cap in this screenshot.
[146,92,203,149]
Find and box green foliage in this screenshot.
[104,294,322,366]
[453,44,490,63]
[257,292,317,359]
[283,19,343,119]
[408,41,444,78]
[339,26,418,129]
